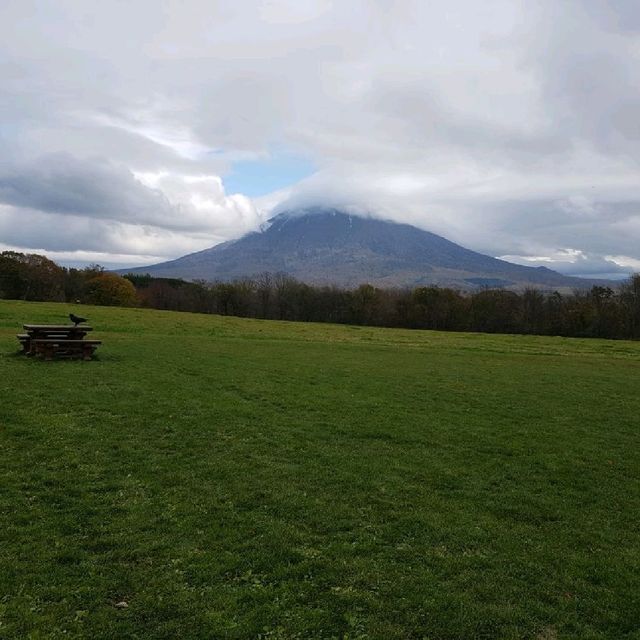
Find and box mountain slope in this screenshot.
[123,208,606,290]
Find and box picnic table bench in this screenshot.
[18,325,101,360]
[32,338,102,361]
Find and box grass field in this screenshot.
[1,300,639,639]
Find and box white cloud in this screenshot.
[0,242,166,268]
[606,255,640,270]
[90,111,214,161]
[0,156,263,260]
[0,0,640,277]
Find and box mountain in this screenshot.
[122,207,607,290]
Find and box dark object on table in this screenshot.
[69,313,87,326]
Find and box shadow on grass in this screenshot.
[3,350,26,359]
[2,351,112,364]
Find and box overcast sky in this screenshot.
[1,0,640,278]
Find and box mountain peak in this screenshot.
[123,207,604,291]
[268,206,367,226]
[271,206,350,221]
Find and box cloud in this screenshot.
[0,0,640,278]
[0,155,262,260]
[0,154,175,225]
[499,249,633,280]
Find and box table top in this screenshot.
[23,324,93,331]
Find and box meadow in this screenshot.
[0,300,639,639]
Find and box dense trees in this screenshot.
[619,274,640,339]
[410,287,468,331]
[0,252,134,306]
[0,252,65,301]
[2,250,640,340]
[125,269,640,340]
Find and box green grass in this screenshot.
[1,300,639,639]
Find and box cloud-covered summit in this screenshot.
[1,0,640,276]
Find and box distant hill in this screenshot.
[122,207,610,290]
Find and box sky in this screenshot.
[1,0,640,278]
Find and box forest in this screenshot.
[2,250,640,340]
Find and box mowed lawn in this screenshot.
[1,301,639,640]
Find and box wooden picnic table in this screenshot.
[18,324,100,360]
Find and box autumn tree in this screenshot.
[619,273,640,339]
[470,289,522,334]
[410,286,468,330]
[0,251,65,301]
[85,273,137,306]
[521,288,546,334]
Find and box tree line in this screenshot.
[2,250,640,340]
[0,251,137,307]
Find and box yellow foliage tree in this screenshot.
[86,273,137,307]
